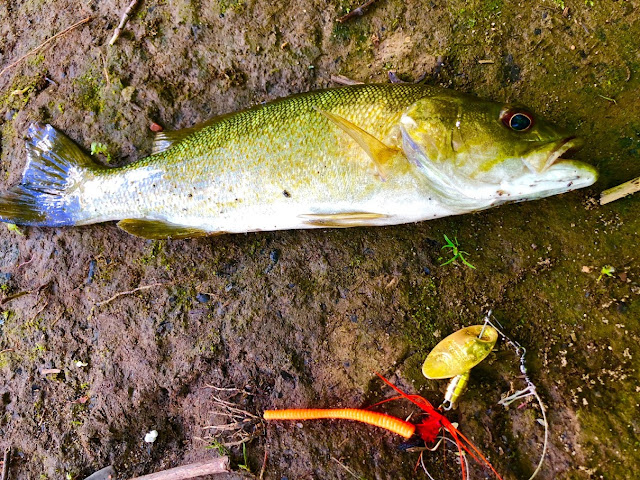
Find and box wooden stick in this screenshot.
[128,457,230,480]
[600,175,640,205]
[96,282,165,306]
[330,75,363,86]
[1,447,9,480]
[109,0,141,46]
[0,17,92,78]
[337,0,379,23]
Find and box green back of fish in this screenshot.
[89,84,449,220]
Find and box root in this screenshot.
[201,386,264,448]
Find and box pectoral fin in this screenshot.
[117,219,222,239]
[298,212,389,227]
[316,108,399,180]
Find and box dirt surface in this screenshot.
[0,1,639,479]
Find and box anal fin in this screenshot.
[298,212,389,227]
[117,219,222,239]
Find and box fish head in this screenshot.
[398,93,597,209]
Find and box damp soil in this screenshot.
[0,1,639,479]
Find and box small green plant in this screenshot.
[90,142,112,162]
[206,439,229,456]
[440,234,476,269]
[5,223,24,236]
[238,442,251,473]
[597,265,615,282]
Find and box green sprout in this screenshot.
[90,142,112,163]
[597,265,615,282]
[205,439,229,456]
[238,442,251,473]
[5,223,24,236]
[440,234,476,269]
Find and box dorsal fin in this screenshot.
[151,116,228,155]
[315,108,399,180]
[152,127,199,154]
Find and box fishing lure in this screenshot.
[422,324,498,409]
[264,373,503,480]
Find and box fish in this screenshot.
[0,84,597,239]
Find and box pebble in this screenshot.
[144,430,158,443]
[196,292,211,303]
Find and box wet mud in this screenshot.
[0,1,638,479]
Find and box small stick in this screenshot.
[0,17,92,78]
[258,449,268,480]
[127,457,229,480]
[337,0,379,23]
[96,282,165,306]
[109,0,141,46]
[330,457,360,480]
[600,175,640,205]
[330,74,363,86]
[1,447,9,480]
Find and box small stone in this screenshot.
[196,293,211,303]
[121,86,136,103]
[144,430,158,443]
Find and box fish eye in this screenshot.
[500,109,534,132]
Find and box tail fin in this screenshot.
[0,123,97,226]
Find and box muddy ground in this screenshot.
[0,0,639,479]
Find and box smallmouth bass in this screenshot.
[0,84,597,239]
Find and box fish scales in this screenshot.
[75,84,438,231]
[0,84,597,238]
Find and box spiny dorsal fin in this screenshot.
[151,116,229,155]
[152,127,199,155]
[117,219,222,239]
[315,108,399,181]
[298,212,389,227]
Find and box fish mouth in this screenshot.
[545,136,583,170]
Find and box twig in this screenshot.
[96,282,165,306]
[1,447,9,480]
[600,175,640,205]
[258,449,268,480]
[17,257,34,269]
[29,300,49,325]
[337,0,379,23]
[330,74,363,86]
[330,457,360,479]
[1,282,51,305]
[127,457,229,480]
[109,0,141,46]
[0,17,92,78]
